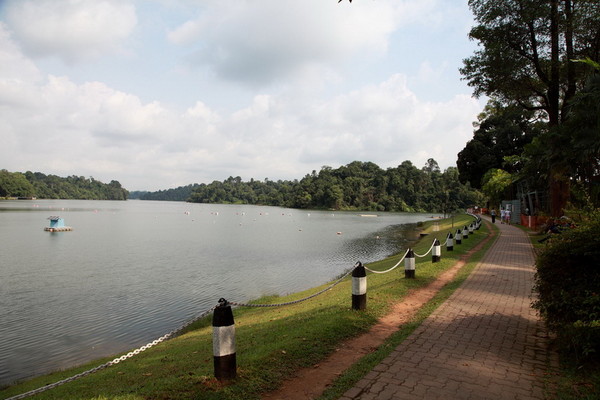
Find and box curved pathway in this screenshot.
[340,219,558,400]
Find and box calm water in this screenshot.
[0,199,438,385]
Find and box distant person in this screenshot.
[505,208,511,225]
[538,219,561,243]
[491,209,496,223]
[547,219,561,234]
[500,208,506,224]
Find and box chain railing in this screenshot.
[414,240,435,258]
[363,248,409,274]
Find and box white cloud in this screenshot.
[3,0,137,63]
[285,74,481,170]
[0,0,484,191]
[168,0,401,85]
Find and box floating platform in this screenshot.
[44,226,73,232]
[45,216,72,232]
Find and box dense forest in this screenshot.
[0,170,129,200]
[146,159,482,214]
[129,184,201,202]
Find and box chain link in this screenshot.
[6,305,218,400]
[364,249,409,274]
[414,239,436,258]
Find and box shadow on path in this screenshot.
[340,219,559,400]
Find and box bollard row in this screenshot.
[211,222,482,380]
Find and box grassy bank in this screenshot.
[1,214,488,400]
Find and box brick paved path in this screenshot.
[340,220,558,400]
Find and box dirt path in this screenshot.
[262,222,494,400]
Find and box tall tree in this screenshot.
[461,0,600,216]
[457,100,541,189]
[559,61,600,206]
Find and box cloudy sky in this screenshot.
[0,0,484,192]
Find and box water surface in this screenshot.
[0,200,437,385]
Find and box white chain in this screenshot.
[364,249,409,274]
[414,240,436,258]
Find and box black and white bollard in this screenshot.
[213,298,236,381]
[352,262,367,310]
[432,238,441,263]
[446,232,454,251]
[462,226,469,239]
[455,229,462,245]
[468,223,474,234]
[404,249,415,279]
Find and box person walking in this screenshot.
[505,208,511,225]
[491,209,496,223]
[500,208,506,224]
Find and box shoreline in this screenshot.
[1,214,482,399]
[2,219,426,388]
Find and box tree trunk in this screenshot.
[548,0,569,216]
[564,0,576,113]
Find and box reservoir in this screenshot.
[0,199,438,386]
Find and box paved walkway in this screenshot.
[340,219,558,400]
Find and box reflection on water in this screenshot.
[0,200,438,385]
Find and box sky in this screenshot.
[0,0,485,192]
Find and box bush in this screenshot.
[533,213,600,363]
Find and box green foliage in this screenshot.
[519,70,600,210]
[481,168,512,207]
[129,184,201,201]
[0,169,128,200]
[457,101,541,189]
[533,213,600,362]
[563,73,600,207]
[461,0,600,125]
[184,160,483,213]
[461,0,600,215]
[0,170,35,197]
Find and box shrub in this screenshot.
[533,212,600,363]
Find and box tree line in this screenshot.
[129,184,201,202]
[182,159,483,214]
[0,170,129,200]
